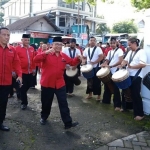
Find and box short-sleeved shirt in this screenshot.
[62,47,81,67]
[83,46,103,68]
[124,49,147,78]
[106,48,123,74]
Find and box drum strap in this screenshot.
[88,46,97,60]
[88,46,99,69]
[128,48,142,82]
[69,48,76,58]
[108,47,119,65]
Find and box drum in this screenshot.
[66,67,81,86]
[112,69,131,89]
[80,64,94,79]
[112,69,132,102]
[96,67,114,94]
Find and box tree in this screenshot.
[96,23,110,35]
[112,21,138,33]
[130,0,150,10]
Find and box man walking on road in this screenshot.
[0,27,22,131]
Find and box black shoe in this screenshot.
[65,122,79,129]
[21,104,27,110]
[0,124,10,131]
[40,119,46,125]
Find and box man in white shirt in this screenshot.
[62,39,81,96]
[101,37,123,110]
[121,37,147,121]
[82,37,103,101]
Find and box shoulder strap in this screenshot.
[123,48,130,59]
[108,47,119,65]
[129,48,140,64]
[88,46,97,60]
[69,48,76,58]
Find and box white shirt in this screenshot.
[106,48,123,74]
[83,46,103,68]
[124,49,147,78]
[62,47,81,67]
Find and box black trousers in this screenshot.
[20,73,32,105]
[86,67,101,95]
[102,81,121,108]
[9,77,16,96]
[0,85,10,124]
[64,72,74,94]
[41,86,72,126]
[130,76,144,117]
[31,66,38,87]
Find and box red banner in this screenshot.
[31,32,49,38]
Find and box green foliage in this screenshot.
[131,0,150,10]
[112,20,138,33]
[96,23,110,35]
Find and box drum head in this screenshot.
[112,69,129,82]
[66,68,78,77]
[96,67,110,78]
[81,64,93,73]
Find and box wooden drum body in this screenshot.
[96,67,114,94]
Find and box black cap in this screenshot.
[53,37,62,42]
[22,34,30,38]
[70,38,76,43]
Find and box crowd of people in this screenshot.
[0,27,147,132]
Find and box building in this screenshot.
[2,0,105,34]
[6,14,61,43]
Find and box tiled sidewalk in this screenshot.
[96,131,150,150]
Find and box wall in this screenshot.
[27,18,55,32]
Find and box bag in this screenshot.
[143,72,150,90]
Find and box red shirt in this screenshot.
[119,45,125,53]
[34,52,80,89]
[104,47,112,56]
[16,45,35,74]
[0,45,22,85]
[100,46,105,54]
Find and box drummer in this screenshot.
[120,37,147,121]
[62,38,81,96]
[82,36,103,101]
[101,37,123,111]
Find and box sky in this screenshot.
[96,0,144,27]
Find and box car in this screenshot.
[120,39,128,48]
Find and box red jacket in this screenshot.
[0,45,22,85]
[104,47,112,56]
[34,52,80,89]
[119,45,125,53]
[16,45,35,74]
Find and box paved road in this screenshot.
[0,76,150,150]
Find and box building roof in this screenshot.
[6,14,60,31]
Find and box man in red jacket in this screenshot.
[16,34,35,110]
[34,37,80,129]
[0,27,22,131]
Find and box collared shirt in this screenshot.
[0,44,22,85]
[16,45,35,74]
[34,51,80,89]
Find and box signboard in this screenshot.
[31,32,49,38]
[81,33,88,40]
